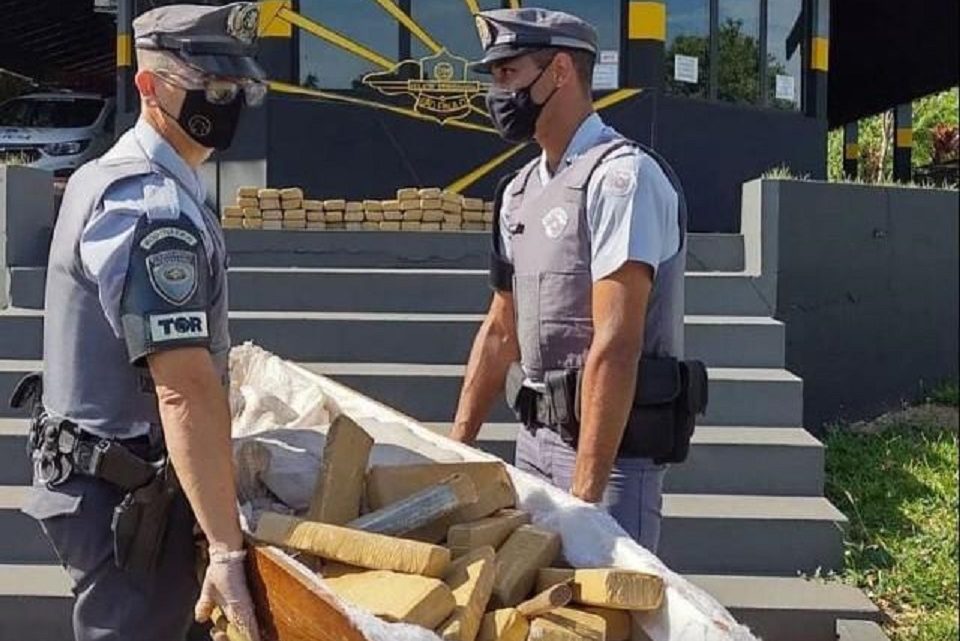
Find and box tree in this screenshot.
[716,18,760,104]
[827,87,959,183]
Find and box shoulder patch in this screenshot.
[146,249,198,306]
[139,226,199,251]
[605,167,637,197]
[596,150,641,198]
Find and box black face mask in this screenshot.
[485,63,559,143]
[171,89,244,151]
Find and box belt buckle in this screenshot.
[56,421,78,455]
[74,440,109,477]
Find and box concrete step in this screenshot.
[0,419,30,486]
[297,363,804,427]
[689,575,880,641]
[0,308,786,369]
[220,230,745,271]
[659,494,846,575]
[0,360,805,426]
[0,564,73,641]
[0,486,59,565]
[5,267,43,310]
[0,568,877,641]
[7,267,772,316]
[1,419,824,496]
[425,423,824,497]
[0,564,210,640]
[0,485,842,576]
[837,619,891,641]
[685,233,746,272]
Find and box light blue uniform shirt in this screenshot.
[499,113,680,280]
[79,119,215,336]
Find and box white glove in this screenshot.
[195,546,261,641]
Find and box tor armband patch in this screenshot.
[149,312,209,343]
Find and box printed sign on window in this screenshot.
[599,50,620,65]
[593,50,620,90]
[775,74,796,102]
[674,55,699,84]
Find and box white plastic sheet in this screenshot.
[229,343,759,641]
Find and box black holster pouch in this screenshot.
[505,362,533,425]
[617,357,709,463]
[506,363,580,445]
[111,462,179,577]
[506,356,708,463]
[9,372,44,423]
[544,368,579,446]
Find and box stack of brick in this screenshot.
[223,186,496,233]
[248,415,666,639]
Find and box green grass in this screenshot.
[760,164,958,190]
[926,381,959,407]
[825,402,958,641]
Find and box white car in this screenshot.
[0,92,115,178]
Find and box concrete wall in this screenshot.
[0,166,55,307]
[0,166,55,268]
[264,91,825,234]
[655,97,828,233]
[762,179,959,428]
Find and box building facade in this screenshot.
[118,0,832,232]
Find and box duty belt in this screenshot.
[11,372,161,490]
[27,417,161,491]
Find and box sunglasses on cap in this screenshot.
[153,66,267,107]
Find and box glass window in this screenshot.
[299,0,401,90]
[534,0,622,89]
[766,0,804,110]
[0,97,104,128]
[665,0,710,98]
[717,0,761,104]
[411,0,501,77]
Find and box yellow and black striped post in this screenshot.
[116,0,136,135]
[893,103,913,182]
[805,0,829,119]
[257,0,296,83]
[843,121,859,180]
[625,1,665,88]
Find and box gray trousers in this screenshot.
[22,472,200,641]
[514,425,667,552]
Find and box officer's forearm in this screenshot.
[451,314,519,443]
[571,344,639,503]
[151,350,243,551]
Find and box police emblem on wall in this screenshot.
[363,50,489,124]
[146,250,198,306]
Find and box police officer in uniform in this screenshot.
[451,8,699,553]
[18,4,267,639]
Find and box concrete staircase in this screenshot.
[0,229,884,641]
